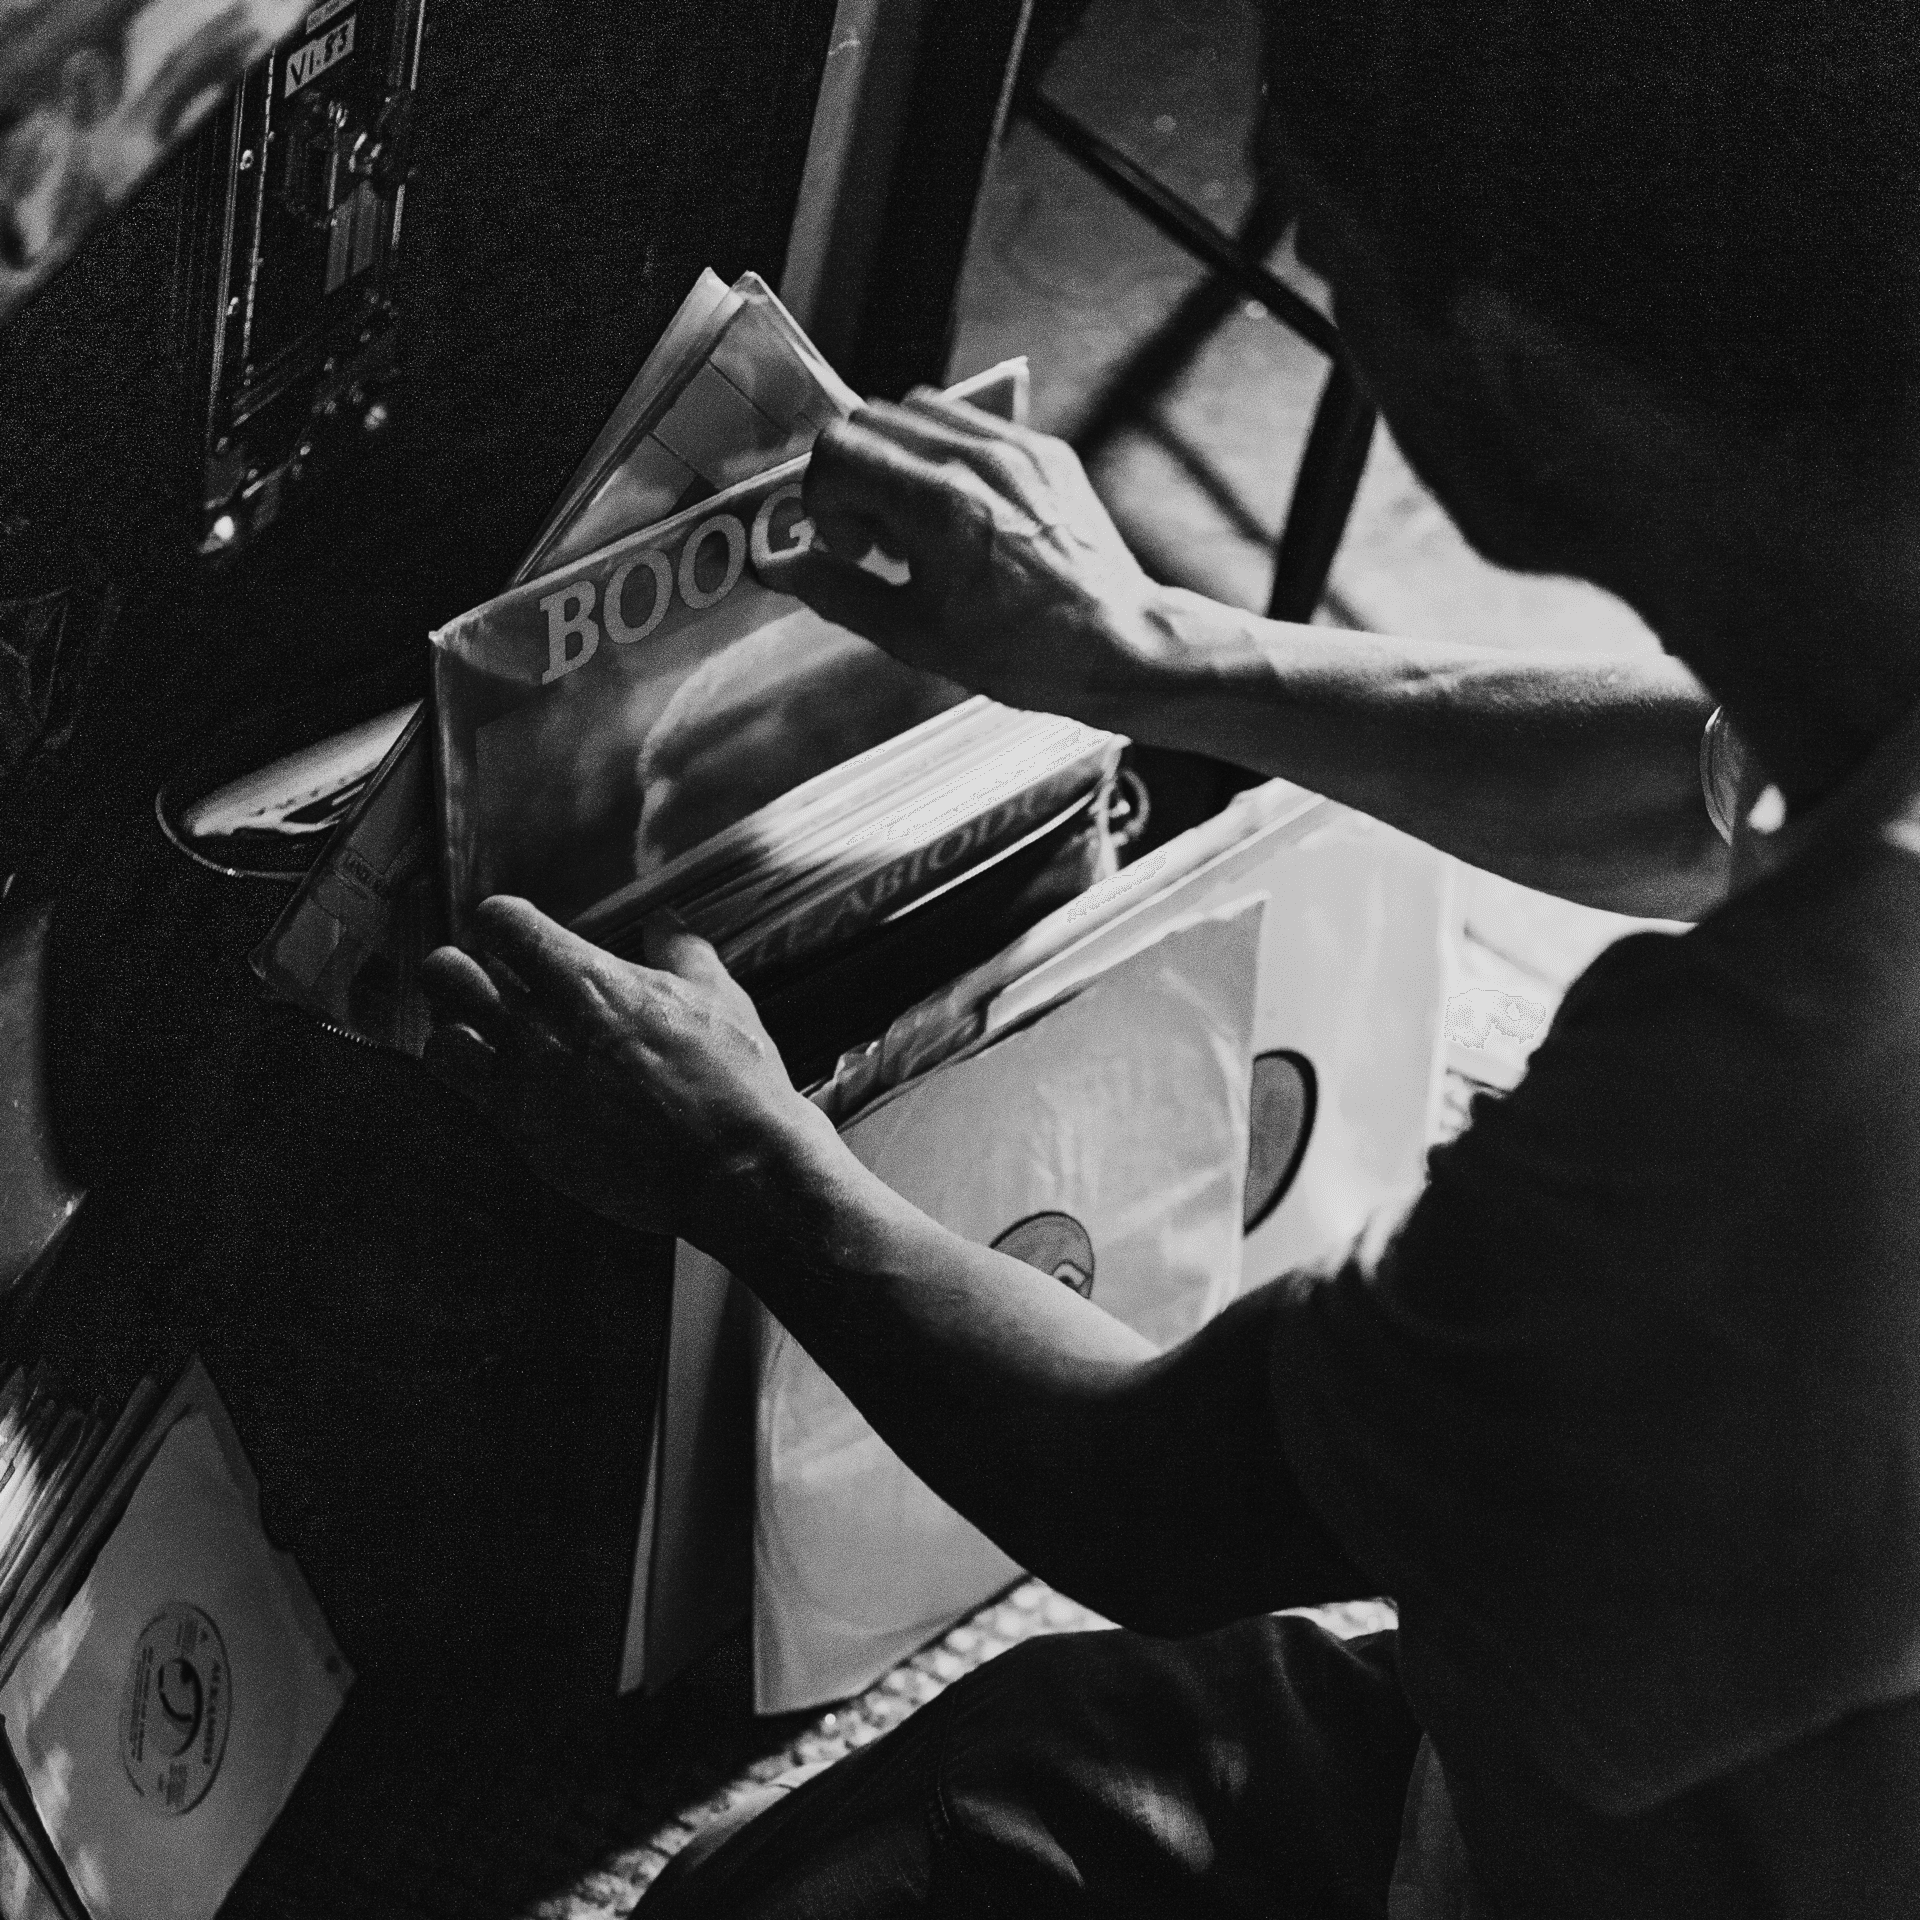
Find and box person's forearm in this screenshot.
[713,1129,1361,1635]
[1098,587,1729,919]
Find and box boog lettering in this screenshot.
[539,483,811,685]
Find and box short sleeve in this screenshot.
[1269,924,1920,1816]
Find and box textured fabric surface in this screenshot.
[215,1584,1392,1919]
[641,1613,1419,1920]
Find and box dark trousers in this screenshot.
[639,1617,1421,1919]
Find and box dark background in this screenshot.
[0,3,1062,1898]
[1,0,848,1805]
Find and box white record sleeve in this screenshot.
[752,901,1265,1713]
[0,1408,348,1920]
[982,802,1455,1285]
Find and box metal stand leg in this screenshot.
[1266,361,1375,623]
[1015,89,1335,353]
[1068,182,1295,464]
[1014,87,1372,625]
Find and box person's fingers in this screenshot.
[470,895,645,1042]
[904,390,1102,505]
[637,911,763,1025]
[853,399,1036,503]
[805,503,896,567]
[421,1019,500,1110]
[753,543,929,656]
[464,948,581,1066]
[421,945,510,1044]
[639,909,722,984]
[805,417,984,566]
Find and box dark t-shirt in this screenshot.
[1271,711,1920,1915]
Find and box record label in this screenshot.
[120,1604,231,1814]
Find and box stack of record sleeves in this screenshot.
[256,270,1122,1078]
[0,1362,346,1920]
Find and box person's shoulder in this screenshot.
[1426,858,1920,1273]
[1470,922,1751,1134]
[1537,843,1920,1087]
[1545,921,1699,1028]
[1428,924,1784,1199]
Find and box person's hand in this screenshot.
[419,897,841,1252]
[755,390,1178,726]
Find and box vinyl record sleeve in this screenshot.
[818,782,1454,1288]
[258,324,1030,1045]
[983,804,1455,1286]
[431,360,1035,941]
[530,274,859,576]
[751,901,1265,1713]
[0,1404,349,1920]
[617,1244,758,1697]
[518,269,742,580]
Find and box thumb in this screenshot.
[640,910,745,1000]
[754,543,929,662]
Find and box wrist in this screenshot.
[1085,583,1237,737]
[685,1093,873,1278]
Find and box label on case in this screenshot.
[285,15,356,95]
[119,1603,231,1814]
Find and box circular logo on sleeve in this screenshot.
[120,1603,230,1814]
[992,1212,1096,1297]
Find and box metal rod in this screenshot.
[1016,87,1345,363]
[1067,180,1295,462]
[1267,359,1376,623]
[1016,85,1370,622]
